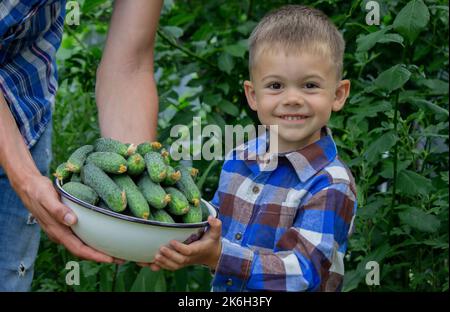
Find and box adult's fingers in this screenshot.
[39,182,77,226]
[57,226,114,263]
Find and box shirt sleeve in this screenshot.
[212,182,357,291]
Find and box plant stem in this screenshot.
[391,90,400,210]
[156,29,219,70]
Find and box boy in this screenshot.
[149,5,357,292]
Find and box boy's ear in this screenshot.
[244,80,257,111]
[332,79,351,112]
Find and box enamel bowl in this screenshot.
[54,179,217,263]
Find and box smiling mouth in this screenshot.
[279,114,309,121]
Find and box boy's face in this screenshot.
[244,46,350,153]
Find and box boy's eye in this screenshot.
[305,82,318,89]
[268,82,282,90]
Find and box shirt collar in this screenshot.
[239,126,337,182]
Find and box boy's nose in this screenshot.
[283,88,304,106]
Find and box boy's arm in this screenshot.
[212,183,357,291]
[95,0,163,144]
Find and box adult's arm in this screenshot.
[0,91,115,263]
[96,0,163,144]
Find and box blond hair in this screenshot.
[248,5,345,80]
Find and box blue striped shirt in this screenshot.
[0,0,65,148]
[210,127,357,291]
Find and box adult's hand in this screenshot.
[1,92,120,264]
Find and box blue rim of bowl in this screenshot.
[54,178,218,228]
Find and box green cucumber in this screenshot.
[70,173,82,183]
[153,209,175,223]
[160,148,171,165]
[163,166,181,186]
[137,141,162,156]
[112,175,150,219]
[127,153,146,176]
[82,163,127,212]
[165,187,190,215]
[66,145,94,173]
[145,151,167,183]
[54,162,71,182]
[182,204,203,223]
[62,182,99,205]
[200,200,210,221]
[94,138,128,158]
[138,175,171,209]
[176,166,201,207]
[86,152,127,174]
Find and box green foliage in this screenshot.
[32,0,448,292]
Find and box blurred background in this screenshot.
[32,0,449,292]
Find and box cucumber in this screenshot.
[66,145,94,173]
[153,209,175,223]
[127,153,146,176]
[163,166,181,186]
[125,143,137,156]
[138,175,171,209]
[137,141,162,156]
[145,151,167,183]
[182,204,203,223]
[82,163,127,212]
[112,175,150,219]
[200,200,210,221]
[97,200,110,210]
[187,167,199,179]
[62,182,99,205]
[176,166,201,207]
[86,152,128,174]
[70,173,82,183]
[165,187,190,215]
[94,138,128,158]
[54,162,71,182]
[160,148,171,165]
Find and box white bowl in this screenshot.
[54,179,217,263]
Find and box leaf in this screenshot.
[218,52,234,74]
[130,267,166,292]
[364,131,397,163]
[397,170,434,196]
[82,0,106,14]
[393,0,430,43]
[417,79,449,95]
[162,26,184,39]
[224,44,247,58]
[219,100,239,117]
[410,99,449,117]
[398,207,440,233]
[356,26,392,52]
[377,33,404,46]
[374,64,411,92]
[219,100,240,116]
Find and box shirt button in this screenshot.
[226,278,233,286]
[235,232,242,240]
[252,185,260,194]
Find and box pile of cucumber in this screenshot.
[54,138,209,224]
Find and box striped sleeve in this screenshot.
[212,182,357,291]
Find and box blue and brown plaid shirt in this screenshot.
[0,0,65,148]
[210,127,357,292]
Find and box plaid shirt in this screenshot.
[0,0,65,148]
[210,127,357,292]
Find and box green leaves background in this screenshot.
[32,0,448,292]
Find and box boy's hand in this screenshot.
[147,216,222,271]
